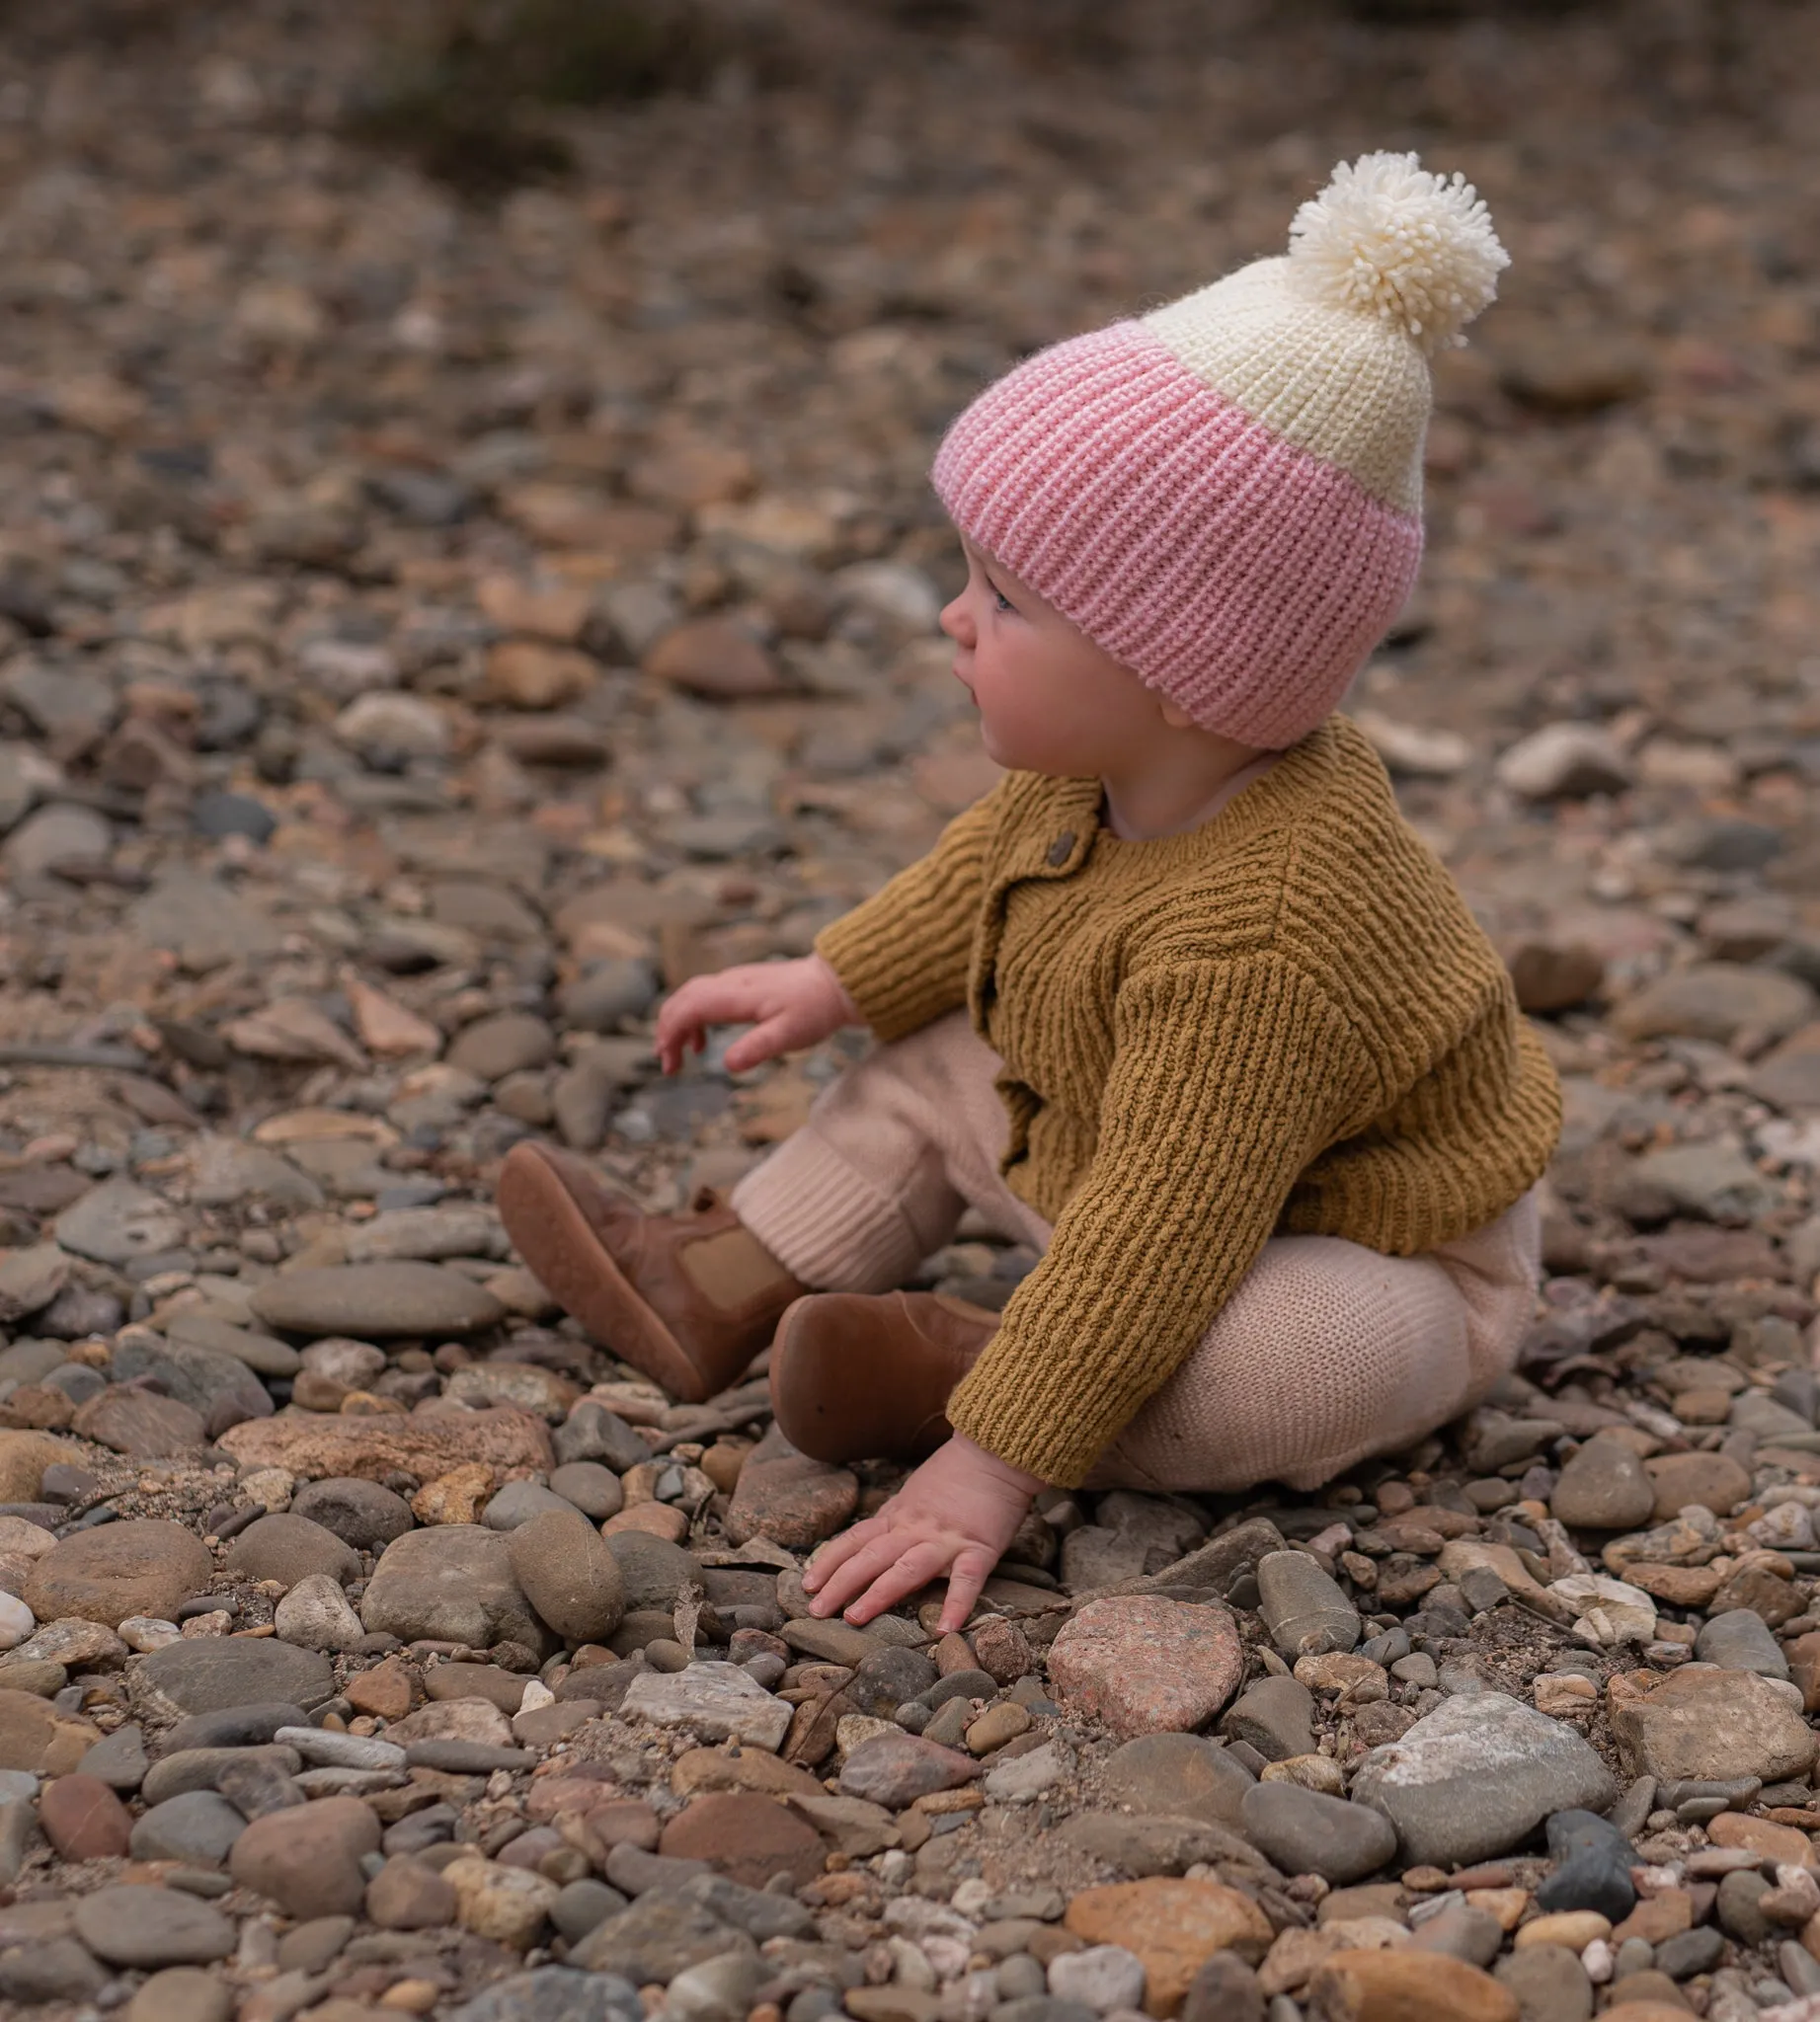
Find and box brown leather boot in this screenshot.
[768,1290,999,1466]
[496,1142,806,1403]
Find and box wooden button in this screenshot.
[1046,831,1075,868]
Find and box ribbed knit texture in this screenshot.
[928,152,1514,747]
[814,714,1562,1485]
[933,323,1423,749]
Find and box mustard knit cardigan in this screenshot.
[815,714,1562,1486]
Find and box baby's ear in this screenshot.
[1157,697,1197,730]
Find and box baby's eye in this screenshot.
[991,587,1014,613]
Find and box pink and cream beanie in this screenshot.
[932,152,1509,748]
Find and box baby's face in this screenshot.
[940,538,1171,777]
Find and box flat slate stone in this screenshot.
[161,1703,309,1753]
[52,1177,187,1268]
[129,1789,248,1864]
[71,1885,234,1967]
[139,1638,335,1716]
[450,1968,644,2022]
[620,1663,792,1751]
[250,1263,506,1338]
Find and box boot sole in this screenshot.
[496,1145,709,1404]
[770,1296,955,1466]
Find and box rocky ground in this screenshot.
[1,0,1820,2018]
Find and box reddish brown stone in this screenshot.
[1067,1879,1273,2017]
[970,1615,1034,1685]
[1307,1949,1518,2022]
[583,1799,661,1854]
[344,1655,416,1722]
[71,1388,206,1457]
[229,1796,380,1918]
[933,1632,977,1677]
[38,1773,131,1860]
[600,1503,688,1543]
[1047,1598,1244,1739]
[1709,1562,1804,1625]
[784,1690,854,1769]
[1612,1889,1694,1946]
[724,1425,857,1551]
[366,1855,457,1929]
[659,1792,826,1891]
[837,1733,981,1808]
[0,1689,100,1776]
[644,619,788,701]
[1621,1562,1724,1607]
[1789,1632,1820,1714]
[1642,1451,1752,1520]
[1706,1812,1818,1870]
[1636,1224,1786,1283]
[0,1384,75,1431]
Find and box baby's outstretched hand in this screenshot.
[654,955,857,1076]
[802,1434,1041,1636]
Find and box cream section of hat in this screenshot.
[1143,258,1432,515]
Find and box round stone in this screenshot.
[288,1477,416,1550]
[1549,1439,1656,1531]
[485,1479,580,1530]
[548,1462,624,1521]
[506,1509,626,1646]
[72,1887,234,1968]
[138,1636,335,1715]
[360,1524,551,1654]
[38,1772,132,1859]
[1238,1782,1397,1884]
[1065,1879,1272,2015]
[23,1519,213,1630]
[129,1789,247,1865]
[1100,1733,1256,1830]
[1641,1452,1752,1521]
[448,1012,557,1082]
[225,1513,361,1590]
[1256,1552,1361,1659]
[366,1854,459,1930]
[230,1795,381,1918]
[600,1531,701,1613]
[657,1792,826,1891]
[127,1967,235,2022]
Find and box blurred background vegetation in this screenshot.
[0,0,1784,199]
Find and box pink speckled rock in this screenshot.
[1047,1597,1244,1738]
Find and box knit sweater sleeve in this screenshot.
[944,951,1380,1487]
[811,786,1003,1044]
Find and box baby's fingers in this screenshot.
[803,1517,884,1597]
[721,1014,798,1074]
[805,1526,914,1620]
[841,1538,955,1626]
[937,1545,998,1635]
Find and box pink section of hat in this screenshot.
[932,320,1423,749]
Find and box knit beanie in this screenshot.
[932,152,1509,748]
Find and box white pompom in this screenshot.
[1286,151,1508,353]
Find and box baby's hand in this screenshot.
[802,1434,1041,1635]
[654,955,857,1076]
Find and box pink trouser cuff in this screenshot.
[732,1128,927,1293]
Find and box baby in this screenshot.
[498,153,1562,1638]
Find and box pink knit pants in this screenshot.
[733,1011,1542,1493]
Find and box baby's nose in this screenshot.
[939,595,972,645]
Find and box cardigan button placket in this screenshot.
[1046,830,1076,868]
